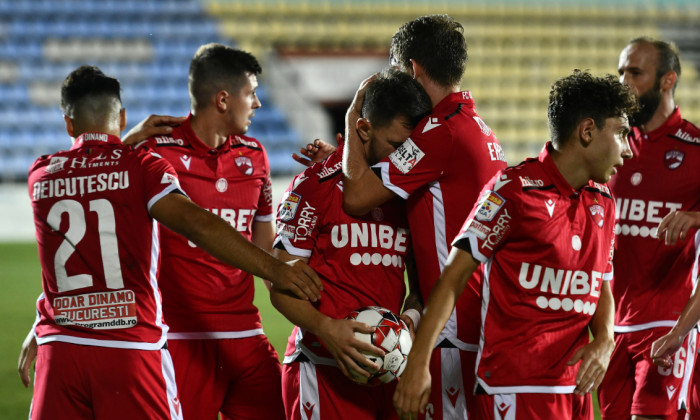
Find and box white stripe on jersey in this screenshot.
[373,162,409,199]
[168,329,264,340]
[693,230,700,291]
[679,332,697,411]
[299,362,321,420]
[273,236,312,258]
[430,181,449,272]
[149,221,169,342]
[161,348,183,420]
[614,320,679,333]
[440,347,468,419]
[147,183,181,211]
[254,213,273,222]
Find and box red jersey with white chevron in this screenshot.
[453,143,616,392]
[29,133,182,349]
[609,107,700,331]
[373,91,507,349]
[143,116,273,336]
[274,144,409,365]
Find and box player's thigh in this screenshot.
[91,347,181,420]
[632,329,695,418]
[168,339,223,420]
[418,346,468,420]
[598,333,636,420]
[220,335,285,420]
[31,342,92,420]
[474,393,581,420]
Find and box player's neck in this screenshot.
[638,97,675,133]
[189,112,229,149]
[422,79,460,108]
[549,145,589,191]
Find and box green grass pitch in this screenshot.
[0,241,602,419]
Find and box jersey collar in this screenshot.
[71,132,122,150]
[179,114,233,155]
[539,142,577,197]
[630,106,682,143]
[433,91,475,114]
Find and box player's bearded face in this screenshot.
[629,78,661,127]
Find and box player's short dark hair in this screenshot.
[390,14,467,88]
[548,69,637,148]
[189,43,262,110]
[60,65,121,119]
[362,68,432,130]
[629,36,681,92]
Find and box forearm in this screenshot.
[408,248,477,366]
[589,282,614,344]
[270,288,329,335]
[341,117,373,214]
[668,278,700,339]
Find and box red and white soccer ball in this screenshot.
[345,306,413,386]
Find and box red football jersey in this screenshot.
[29,133,182,349]
[142,116,274,337]
[609,108,700,331]
[372,91,507,349]
[453,144,616,392]
[274,145,409,364]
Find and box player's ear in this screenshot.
[215,90,228,112]
[356,118,372,143]
[64,115,75,138]
[578,117,596,147]
[660,70,677,92]
[409,59,424,80]
[119,108,127,132]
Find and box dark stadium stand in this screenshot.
[0,0,304,180]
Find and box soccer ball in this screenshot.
[345,306,413,386]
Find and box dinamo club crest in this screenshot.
[588,204,605,228]
[235,156,254,176]
[664,150,684,170]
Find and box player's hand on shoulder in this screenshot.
[650,330,685,369]
[270,259,323,302]
[122,114,187,145]
[657,211,700,246]
[567,336,614,396]
[316,317,385,383]
[291,137,337,167]
[393,359,432,420]
[17,328,38,388]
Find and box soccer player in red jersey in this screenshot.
[271,69,432,420]
[25,65,320,420]
[597,37,700,420]
[340,15,508,419]
[394,70,637,420]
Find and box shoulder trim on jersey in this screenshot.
[154,143,194,150]
[668,133,700,146]
[522,184,556,192]
[231,143,262,152]
[583,186,612,200]
[444,103,463,121]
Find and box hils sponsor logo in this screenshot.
[674,128,700,144]
[154,136,184,146]
[235,136,259,148]
[389,139,425,174]
[317,161,342,179]
[519,176,544,187]
[665,149,685,170]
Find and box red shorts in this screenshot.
[282,360,398,420]
[416,346,475,420]
[168,335,284,420]
[688,332,700,417]
[474,392,592,420]
[31,341,181,420]
[598,328,696,420]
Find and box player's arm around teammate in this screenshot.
[651,211,700,367]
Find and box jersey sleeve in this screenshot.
[138,150,185,211]
[372,124,452,199]
[452,171,516,263]
[273,172,326,258]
